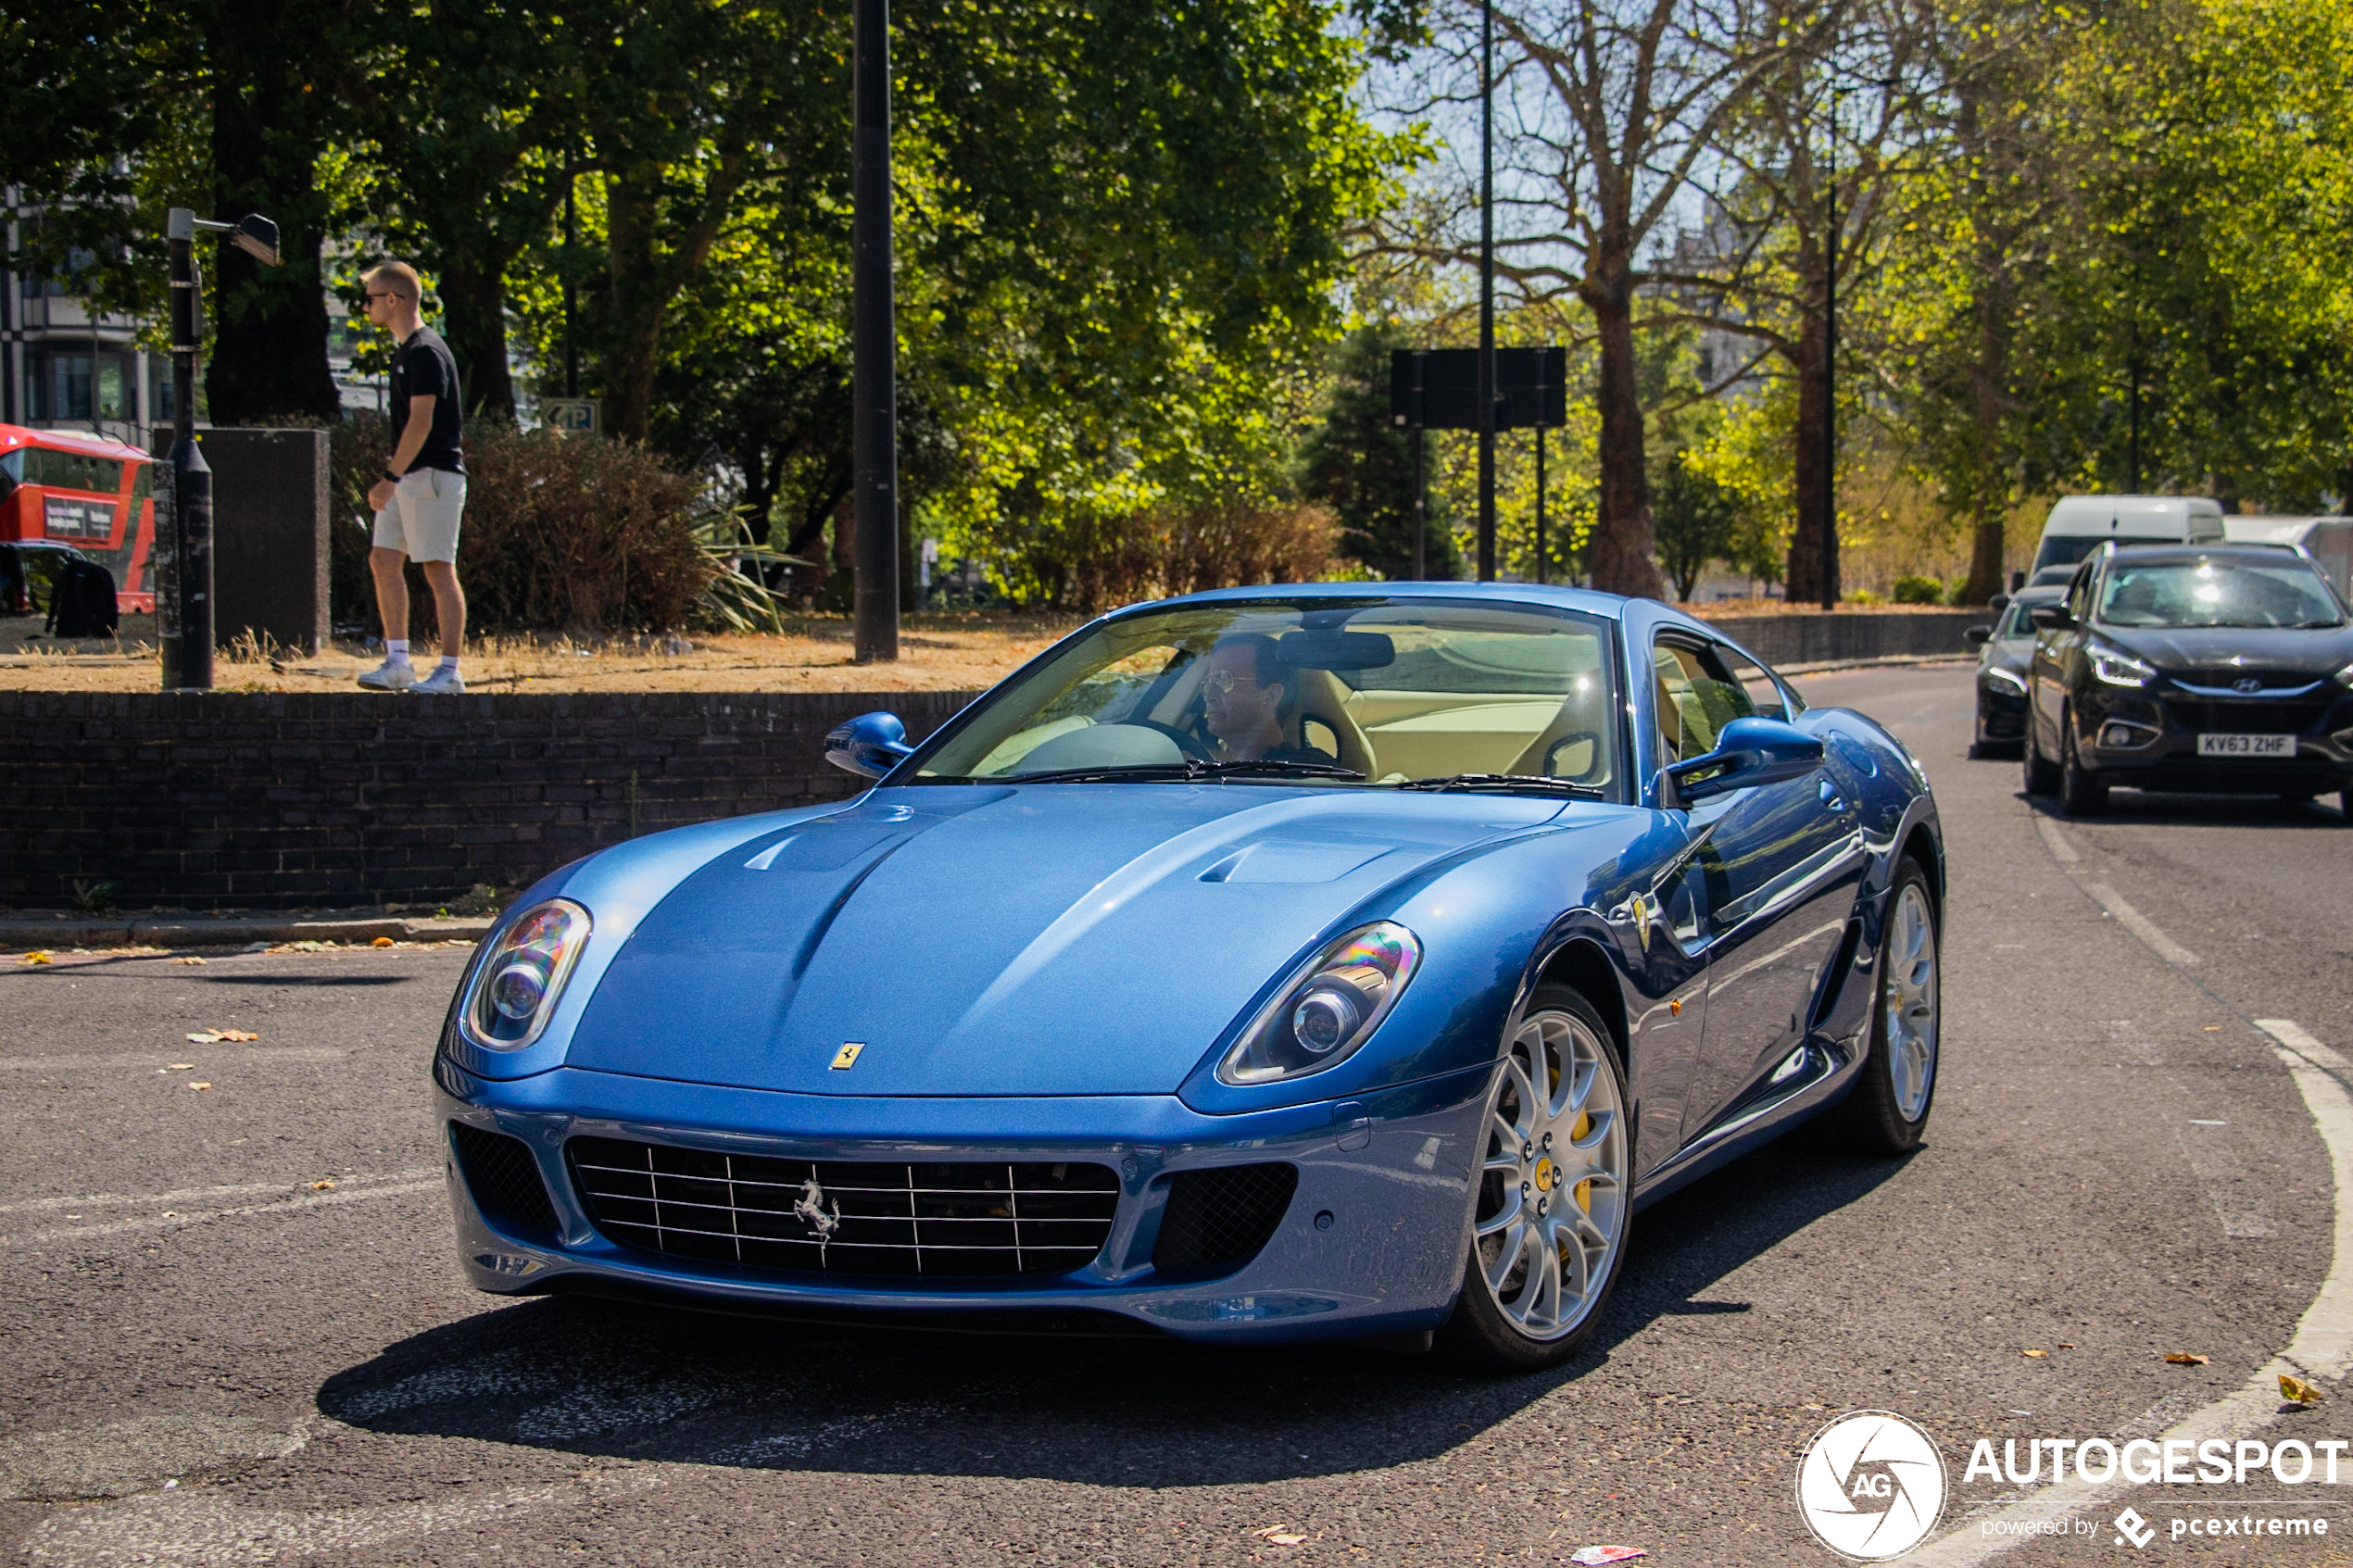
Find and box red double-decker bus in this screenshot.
[0,423,158,613]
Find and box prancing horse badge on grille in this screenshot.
[830,1042,864,1070]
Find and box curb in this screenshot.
[0,912,495,949]
[1780,653,1976,677]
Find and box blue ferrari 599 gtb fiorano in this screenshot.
[435,583,1944,1369]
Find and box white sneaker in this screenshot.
[357,658,416,691]
[411,665,466,695]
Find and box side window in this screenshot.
[2067,567,2096,622]
[1651,640,1756,762]
[1716,646,1789,721]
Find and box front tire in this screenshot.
[1827,860,1941,1155]
[2058,708,2107,816]
[2023,714,2060,796]
[1439,985,1631,1371]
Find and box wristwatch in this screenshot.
[382,467,404,483]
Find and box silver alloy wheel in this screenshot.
[1472,1007,1629,1341]
[1884,881,1940,1121]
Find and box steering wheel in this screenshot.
[1136,719,1215,761]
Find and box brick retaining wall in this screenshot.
[0,690,980,911]
[1693,608,1987,667]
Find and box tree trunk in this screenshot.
[1582,257,1666,599]
[599,157,742,445]
[205,5,341,425]
[436,257,516,423]
[1784,283,1835,606]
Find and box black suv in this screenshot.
[2024,545,2353,817]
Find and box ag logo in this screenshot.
[1795,1410,1947,1561]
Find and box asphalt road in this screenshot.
[4,662,2349,1568]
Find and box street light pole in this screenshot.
[851,0,900,662]
[163,207,212,690]
[1477,0,1496,582]
[1818,87,1841,610]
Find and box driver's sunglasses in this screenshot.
[1202,670,1261,695]
[365,291,400,303]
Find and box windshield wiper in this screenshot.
[1393,773,1605,799]
[1006,759,1365,785]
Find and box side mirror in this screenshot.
[2028,605,2070,632]
[824,711,912,779]
[1660,715,1826,807]
[1988,593,2010,612]
[1964,625,1993,646]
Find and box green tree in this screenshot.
[1297,322,1466,579]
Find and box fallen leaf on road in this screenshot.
[2166,1353,2210,1365]
[174,956,206,965]
[2023,1348,2049,1358]
[219,1029,258,1041]
[187,1082,212,1091]
[309,1179,335,1191]
[21,951,52,965]
[1251,1528,1308,1545]
[2282,1374,2322,1403]
[371,935,395,947]
[188,1029,258,1043]
[2059,1342,2076,1349]
[168,1062,195,1071]
[1569,1548,1648,1565]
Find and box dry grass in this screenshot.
[0,611,1083,695]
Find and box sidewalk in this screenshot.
[0,907,494,952]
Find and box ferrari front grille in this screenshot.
[1152,1161,1298,1278]
[449,1122,560,1239]
[566,1136,1119,1278]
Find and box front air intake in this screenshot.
[1152,1162,1298,1278]
[449,1122,560,1240]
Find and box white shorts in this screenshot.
[372,468,467,564]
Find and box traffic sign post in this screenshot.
[1390,347,1567,582]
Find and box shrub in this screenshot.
[1013,502,1337,614]
[1891,573,1945,605]
[329,417,716,635]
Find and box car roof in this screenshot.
[1133,580,1641,621]
[2097,544,2323,566]
[2008,585,2066,604]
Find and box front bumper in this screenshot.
[2076,684,2353,794]
[434,1057,1491,1343]
[1975,681,2028,741]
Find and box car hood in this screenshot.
[2098,622,2353,675]
[563,784,1565,1097]
[1982,637,2034,677]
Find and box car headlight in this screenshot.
[460,899,590,1048]
[1216,922,1421,1085]
[1982,666,2027,696]
[2090,645,2157,688]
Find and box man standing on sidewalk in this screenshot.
[358,261,468,694]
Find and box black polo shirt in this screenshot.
[389,326,466,474]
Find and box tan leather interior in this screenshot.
[1285,666,1378,776]
[1503,680,1616,782]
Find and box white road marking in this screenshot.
[9,1172,443,1247]
[1908,1018,2353,1564]
[0,1167,437,1220]
[0,1415,307,1503]
[0,1047,346,1073]
[23,1470,661,1567]
[2081,882,2200,965]
[2032,814,2079,863]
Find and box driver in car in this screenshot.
[1200,634,1337,765]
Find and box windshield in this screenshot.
[2032,533,2180,574]
[2096,558,2346,629]
[1997,600,2045,639]
[912,598,1621,792]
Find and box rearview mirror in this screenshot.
[2028,605,2070,631]
[1988,593,2010,612]
[1277,630,1394,671]
[824,711,912,779]
[1661,716,1825,807]
[1964,625,1993,646]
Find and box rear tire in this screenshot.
[2023,716,2060,796]
[1827,859,1941,1155]
[2058,709,2106,816]
[1439,985,1631,1372]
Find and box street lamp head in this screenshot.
[229,214,282,268]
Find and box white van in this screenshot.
[2223,515,2353,602]
[2029,495,2226,578]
